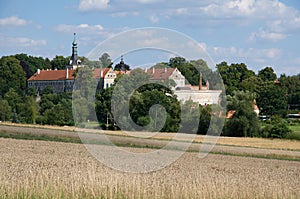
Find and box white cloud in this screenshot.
[199,0,291,19]
[249,29,287,42]
[149,15,159,23]
[131,0,164,4]
[78,0,110,11]
[56,24,104,33]
[211,45,282,63]
[0,34,46,48]
[111,11,140,17]
[0,16,27,26]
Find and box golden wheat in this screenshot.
[0,138,299,198]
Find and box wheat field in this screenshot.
[0,138,299,199]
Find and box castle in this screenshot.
[27,34,222,105]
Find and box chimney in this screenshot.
[152,67,155,74]
[66,68,69,79]
[37,69,40,74]
[199,72,202,90]
[164,67,167,73]
[206,80,209,90]
[100,69,103,78]
[145,67,147,73]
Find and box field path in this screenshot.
[1,123,300,161]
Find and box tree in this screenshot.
[41,86,54,95]
[43,98,73,126]
[27,87,37,97]
[258,67,277,82]
[257,82,288,117]
[0,56,26,97]
[14,54,52,78]
[129,88,180,132]
[223,91,260,137]
[99,53,112,68]
[51,55,69,70]
[18,96,39,124]
[169,57,199,85]
[217,62,255,95]
[72,67,96,126]
[279,74,300,110]
[0,100,12,121]
[261,116,291,138]
[240,76,264,94]
[4,88,22,111]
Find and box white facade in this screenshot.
[103,68,116,89]
[174,90,222,105]
[169,68,185,89]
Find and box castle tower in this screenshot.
[67,33,81,69]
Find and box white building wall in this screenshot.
[169,69,185,89]
[174,90,222,105]
[103,69,116,89]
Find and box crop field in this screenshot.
[0,132,300,198]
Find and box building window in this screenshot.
[106,83,109,88]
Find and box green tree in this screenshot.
[41,86,54,95]
[27,87,37,97]
[261,116,291,138]
[44,98,73,126]
[4,88,22,111]
[72,67,96,126]
[0,100,12,121]
[257,82,288,117]
[240,76,264,94]
[279,74,300,110]
[169,57,199,85]
[258,67,277,82]
[224,91,260,137]
[99,53,112,68]
[51,55,69,70]
[14,54,52,78]
[217,62,255,95]
[0,56,26,97]
[18,96,39,124]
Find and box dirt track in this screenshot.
[1,124,300,160]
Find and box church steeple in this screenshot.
[114,55,130,71]
[71,33,78,65]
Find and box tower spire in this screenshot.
[70,33,78,68]
[73,33,77,45]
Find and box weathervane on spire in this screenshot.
[73,33,77,45]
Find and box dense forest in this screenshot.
[0,54,299,139]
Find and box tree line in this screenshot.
[0,54,299,139]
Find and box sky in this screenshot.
[0,0,299,75]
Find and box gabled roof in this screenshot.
[28,69,75,81]
[93,68,111,78]
[28,68,112,81]
[146,68,176,80]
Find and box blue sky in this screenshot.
[0,0,299,75]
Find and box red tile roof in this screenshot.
[114,70,131,75]
[28,69,75,81]
[28,68,111,81]
[146,68,175,80]
[93,68,110,78]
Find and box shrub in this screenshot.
[286,131,300,140]
[261,116,292,138]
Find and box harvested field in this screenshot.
[0,138,299,198]
[1,122,300,151]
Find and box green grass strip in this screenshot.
[1,131,299,162]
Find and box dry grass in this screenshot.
[2,122,300,151]
[0,138,299,198]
